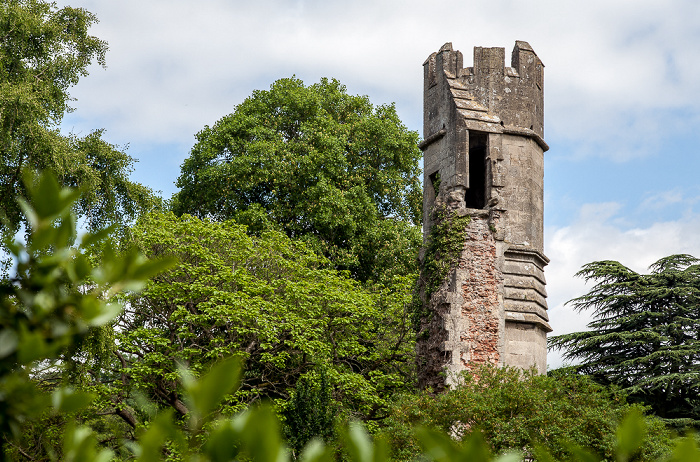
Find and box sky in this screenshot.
[56,0,700,368]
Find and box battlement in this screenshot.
[423,41,545,140]
[465,41,539,79]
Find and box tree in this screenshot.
[100,212,415,429]
[4,174,700,462]
[549,255,700,427]
[0,0,158,238]
[0,171,171,459]
[283,369,335,455]
[172,77,422,282]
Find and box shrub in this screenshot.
[380,365,675,461]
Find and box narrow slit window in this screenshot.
[429,171,441,197]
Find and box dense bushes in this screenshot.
[380,365,675,461]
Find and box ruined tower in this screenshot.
[417,41,551,390]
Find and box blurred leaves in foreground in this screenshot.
[2,171,700,461]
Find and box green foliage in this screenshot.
[416,428,521,462]
[283,369,336,454]
[0,0,159,238]
[172,77,422,282]
[410,206,470,330]
[3,171,700,462]
[421,208,470,299]
[341,421,390,462]
[616,409,649,462]
[112,211,415,425]
[0,170,172,459]
[380,365,675,461]
[549,255,700,427]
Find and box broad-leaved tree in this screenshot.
[107,212,415,429]
[172,77,422,282]
[0,0,158,238]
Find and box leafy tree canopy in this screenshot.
[0,0,159,237]
[172,77,422,282]
[5,173,700,462]
[549,254,700,428]
[0,171,172,459]
[103,212,415,429]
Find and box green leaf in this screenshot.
[344,422,375,462]
[204,420,242,462]
[135,410,183,462]
[31,170,63,219]
[53,387,94,413]
[55,214,77,248]
[183,356,242,418]
[494,452,524,462]
[415,427,461,462]
[72,253,92,280]
[299,439,334,462]
[532,444,558,462]
[235,405,287,462]
[79,225,117,249]
[461,430,493,462]
[16,197,40,230]
[85,301,123,327]
[131,255,178,281]
[0,329,19,358]
[566,444,601,462]
[17,330,47,364]
[372,435,390,462]
[615,409,646,462]
[667,436,700,462]
[62,423,114,462]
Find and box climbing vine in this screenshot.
[410,204,470,330]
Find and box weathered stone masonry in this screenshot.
[417,41,552,391]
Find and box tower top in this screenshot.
[423,41,545,144]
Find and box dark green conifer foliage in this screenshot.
[283,369,335,454]
[550,254,700,427]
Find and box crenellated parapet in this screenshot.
[417,42,551,390]
[423,41,545,141]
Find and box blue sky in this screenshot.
[56,0,700,367]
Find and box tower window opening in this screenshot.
[465,132,487,209]
[429,171,441,196]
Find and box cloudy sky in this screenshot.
[56,0,700,367]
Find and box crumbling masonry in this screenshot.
[417,41,551,391]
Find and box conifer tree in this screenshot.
[550,254,700,427]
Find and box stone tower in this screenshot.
[417,41,551,390]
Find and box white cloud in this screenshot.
[57,0,700,160]
[638,189,685,211]
[545,202,700,367]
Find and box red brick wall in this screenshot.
[459,215,501,370]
